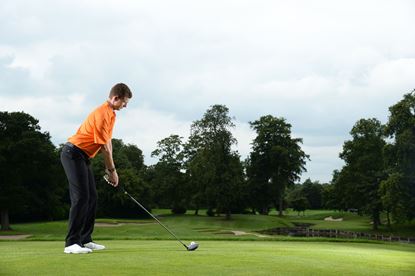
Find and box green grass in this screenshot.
[1,209,414,241]
[1,240,414,275]
[282,209,415,236]
[1,211,414,275]
[285,210,371,232]
[1,214,291,241]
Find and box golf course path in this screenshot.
[95,222,157,227]
[231,230,269,238]
[0,235,31,240]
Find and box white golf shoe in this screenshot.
[64,244,92,254]
[83,242,105,251]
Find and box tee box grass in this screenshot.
[1,240,414,275]
[1,209,415,275]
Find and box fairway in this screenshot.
[1,240,414,275]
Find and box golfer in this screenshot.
[61,83,132,254]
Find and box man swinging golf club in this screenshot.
[61,83,132,254]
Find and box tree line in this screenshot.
[331,91,415,229]
[1,90,414,230]
[283,91,415,230]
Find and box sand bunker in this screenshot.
[324,216,343,222]
[231,230,269,238]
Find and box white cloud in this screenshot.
[115,105,191,162]
[301,144,344,183]
[367,58,415,90]
[232,121,255,158]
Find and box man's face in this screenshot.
[112,97,130,111]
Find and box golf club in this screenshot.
[103,174,199,251]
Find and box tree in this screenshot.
[379,172,407,225]
[185,105,244,219]
[215,152,245,216]
[384,90,415,222]
[291,197,308,216]
[121,142,144,172]
[151,135,188,213]
[302,178,323,209]
[184,145,214,215]
[0,112,66,230]
[286,183,308,215]
[321,183,336,210]
[248,115,308,216]
[91,139,152,218]
[245,156,272,214]
[337,118,386,230]
[331,167,356,212]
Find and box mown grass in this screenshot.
[1,210,415,275]
[279,209,415,236]
[1,240,415,275]
[1,209,413,241]
[288,213,371,232]
[1,214,289,241]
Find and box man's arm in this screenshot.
[101,139,119,187]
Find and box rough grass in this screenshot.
[1,240,414,275]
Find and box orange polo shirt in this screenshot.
[68,101,116,158]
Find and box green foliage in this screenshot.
[291,197,308,215]
[331,91,415,227]
[285,179,325,214]
[185,105,245,219]
[0,112,67,229]
[121,143,144,171]
[319,183,334,209]
[302,179,323,209]
[247,115,308,215]
[92,139,152,218]
[335,118,386,229]
[150,135,188,213]
[285,184,308,215]
[379,173,408,224]
[245,157,273,214]
[384,90,415,222]
[331,168,355,211]
[152,135,184,165]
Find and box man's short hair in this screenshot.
[109,83,132,99]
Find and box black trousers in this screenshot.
[61,143,97,247]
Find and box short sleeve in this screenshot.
[93,108,114,145]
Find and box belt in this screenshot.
[65,142,90,159]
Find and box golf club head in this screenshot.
[187,241,199,251]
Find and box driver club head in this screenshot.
[187,241,199,251]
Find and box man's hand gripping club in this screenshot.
[101,139,118,187]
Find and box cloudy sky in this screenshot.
[1,0,414,182]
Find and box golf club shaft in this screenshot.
[121,187,188,249]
